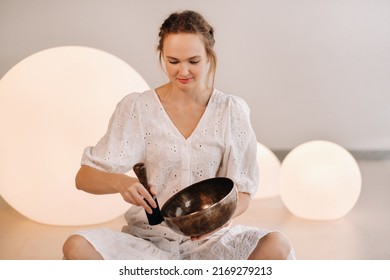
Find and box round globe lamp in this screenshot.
[254,142,281,198]
[0,46,150,225]
[279,140,361,220]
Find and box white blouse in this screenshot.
[81,89,259,229]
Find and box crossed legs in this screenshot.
[63,231,292,260]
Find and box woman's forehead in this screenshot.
[163,33,206,58]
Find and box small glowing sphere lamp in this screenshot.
[279,141,361,220]
[0,46,150,225]
[254,142,281,198]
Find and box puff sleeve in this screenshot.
[219,96,259,197]
[81,92,145,173]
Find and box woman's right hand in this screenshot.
[75,165,157,214]
[119,180,157,214]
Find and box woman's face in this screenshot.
[162,33,209,91]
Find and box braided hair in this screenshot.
[157,10,217,88]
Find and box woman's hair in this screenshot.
[157,10,217,88]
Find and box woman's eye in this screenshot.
[190,61,200,64]
[168,61,179,65]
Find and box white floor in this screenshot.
[0,159,389,260]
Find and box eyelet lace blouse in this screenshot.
[73,89,295,260]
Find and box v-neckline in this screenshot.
[152,89,215,141]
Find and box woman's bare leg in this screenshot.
[63,235,103,260]
[248,232,292,260]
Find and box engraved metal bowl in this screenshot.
[161,177,237,237]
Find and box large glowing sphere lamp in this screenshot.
[279,141,361,220]
[254,142,281,198]
[0,46,150,225]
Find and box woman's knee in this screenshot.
[63,234,101,260]
[249,232,292,260]
[266,232,292,257]
[63,235,83,259]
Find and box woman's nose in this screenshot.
[179,63,189,76]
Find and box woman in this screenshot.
[63,10,294,260]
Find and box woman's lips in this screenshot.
[177,77,193,84]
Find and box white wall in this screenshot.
[1,0,389,150]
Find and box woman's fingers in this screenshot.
[125,183,156,213]
[149,185,157,196]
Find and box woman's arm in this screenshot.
[75,165,156,213]
[232,191,251,219]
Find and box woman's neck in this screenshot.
[156,82,213,107]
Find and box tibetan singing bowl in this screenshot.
[161,177,237,237]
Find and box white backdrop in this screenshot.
[1,0,389,150]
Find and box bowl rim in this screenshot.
[161,177,236,219]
